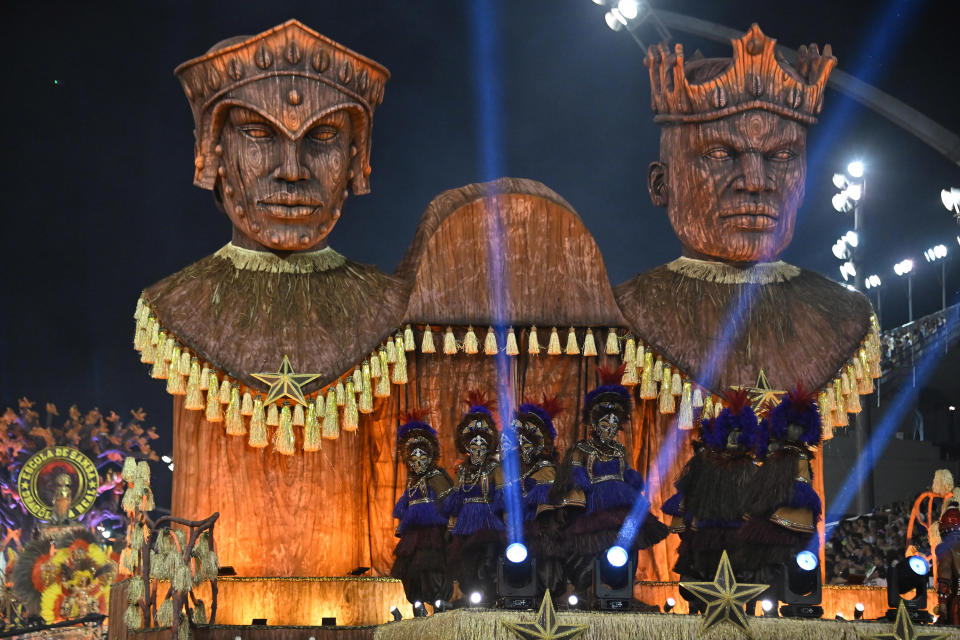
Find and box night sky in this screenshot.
[2,0,959,507]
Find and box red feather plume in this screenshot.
[399,408,431,424]
[538,395,564,419]
[721,388,751,414]
[597,363,627,386]
[464,390,495,412]
[788,383,815,412]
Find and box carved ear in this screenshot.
[648,162,668,208]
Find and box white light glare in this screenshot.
[855,603,865,612]
[908,555,930,576]
[942,187,960,212]
[847,160,864,178]
[666,597,676,607]
[469,592,483,605]
[606,545,629,568]
[168,463,174,471]
[796,550,819,571]
[894,259,914,276]
[413,601,422,608]
[950,406,956,412]
[865,274,881,289]
[604,11,623,31]
[832,173,848,189]
[832,240,848,260]
[760,599,773,612]
[568,594,579,606]
[839,262,856,281]
[927,244,948,261]
[844,230,859,247]
[161,455,172,463]
[845,183,863,201]
[505,542,528,563]
[592,0,606,5]
[101,529,111,540]
[832,193,851,213]
[617,0,640,20]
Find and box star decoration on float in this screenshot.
[501,590,589,640]
[733,369,786,414]
[857,600,950,640]
[680,550,768,638]
[251,355,320,406]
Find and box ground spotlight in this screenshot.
[854,602,865,620]
[389,606,402,621]
[779,551,823,618]
[469,592,483,606]
[412,601,428,618]
[568,594,579,608]
[886,555,931,622]
[761,599,774,613]
[663,597,676,613]
[595,546,635,610]
[434,599,452,613]
[498,543,536,609]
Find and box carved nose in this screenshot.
[272,140,310,182]
[738,153,766,192]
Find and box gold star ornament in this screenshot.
[733,369,786,414]
[858,600,950,640]
[680,550,768,638]
[251,355,320,406]
[501,590,589,640]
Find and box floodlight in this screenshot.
[606,545,628,568]
[846,183,863,201]
[761,599,773,612]
[855,602,865,620]
[568,594,579,607]
[604,11,623,31]
[832,173,848,189]
[848,161,864,178]
[832,193,851,213]
[663,597,676,613]
[832,240,848,260]
[506,543,528,564]
[596,546,635,610]
[779,550,822,618]
[413,601,428,617]
[389,606,402,621]
[469,592,483,605]
[942,187,960,212]
[617,0,640,20]
[844,230,859,247]
[499,544,536,609]
[886,556,931,621]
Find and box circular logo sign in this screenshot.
[17,447,99,522]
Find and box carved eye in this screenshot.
[308,125,339,142]
[769,149,796,161]
[239,125,273,140]
[705,147,733,160]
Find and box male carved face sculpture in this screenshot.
[592,405,622,445]
[175,20,389,252]
[644,25,835,264]
[649,111,806,263]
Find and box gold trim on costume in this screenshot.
[666,256,801,284]
[214,242,346,274]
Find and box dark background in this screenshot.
[2,0,959,508]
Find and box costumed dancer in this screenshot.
[739,386,822,583]
[506,397,565,599]
[442,392,505,603]
[390,410,454,606]
[936,501,960,625]
[554,364,669,600]
[670,390,759,592]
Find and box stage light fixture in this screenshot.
[846,183,863,201]
[161,455,172,463]
[663,597,675,613]
[886,555,931,622]
[498,543,537,609]
[844,230,859,247]
[604,10,624,31]
[942,187,960,213]
[832,193,852,213]
[865,274,881,289]
[894,259,914,276]
[434,599,452,613]
[617,0,640,20]
[848,160,864,178]
[854,602,865,620]
[779,550,823,618]
[595,546,635,610]
[833,173,848,189]
[761,599,774,613]
[389,606,402,621]
[568,594,579,607]
[412,601,428,618]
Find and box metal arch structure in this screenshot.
[640,10,960,167]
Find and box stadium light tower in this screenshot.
[833,162,866,292]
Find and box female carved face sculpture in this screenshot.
[648,110,807,264]
[591,404,622,445]
[466,434,490,467]
[217,106,354,252]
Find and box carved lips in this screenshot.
[718,203,779,231]
[258,193,324,219]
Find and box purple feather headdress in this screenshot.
[583,364,632,422]
[768,385,821,445]
[396,408,439,455]
[709,389,758,449]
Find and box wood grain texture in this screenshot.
[398,178,626,327]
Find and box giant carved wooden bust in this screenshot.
[615,24,877,400]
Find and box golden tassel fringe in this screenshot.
[565,327,579,355]
[315,392,325,417]
[336,380,346,407]
[506,328,519,356]
[528,326,540,355]
[293,403,305,427]
[582,328,597,357]
[624,336,636,364]
[199,366,210,390]
[636,341,645,365]
[703,395,714,420]
[639,352,657,400]
[303,404,321,452]
[248,397,268,448]
[150,332,168,379]
[659,366,676,414]
[266,402,280,427]
[385,337,397,364]
[184,360,204,410]
[322,387,339,439]
[370,350,382,378]
[166,345,185,394]
[241,391,253,416]
[205,372,222,423]
[343,378,359,431]
[484,327,498,355]
[421,325,436,354]
[692,386,704,408]
[375,350,391,397]
[653,357,664,382]
[464,326,479,354]
[678,382,693,430]
[671,372,682,396]
[274,404,295,455]
[620,360,638,386]
[714,400,724,418]
[360,361,374,413]
[392,336,408,384]
[605,328,619,355]
[443,327,458,355]
[403,325,415,351]
[547,327,562,355]
[225,386,245,436]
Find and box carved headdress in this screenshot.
[645,23,836,125]
[583,364,632,426]
[455,391,498,454]
[175,19,389,193]
[511,396,563,458]
[396,409,440,461]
